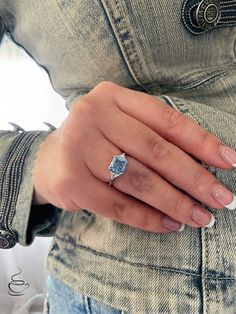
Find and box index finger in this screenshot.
[108,82,236,169]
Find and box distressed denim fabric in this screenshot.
[46,275,124,314]
[0,0,236,312]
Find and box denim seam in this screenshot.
[218,21,236,25]
[223,2,236,8]
[163,70,232,93]
[174,71,226,91]
[101,0,145,90]
[189,3,200,29]
[222,15,236,19]
[205,228,210,313]
[215,214,221,308]
[101,0,160,94]
[160,95,202,125]
[54,234,236,281]
[197,225,204,314]
[161,63,236,93]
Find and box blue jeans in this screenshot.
[46,275,124,314]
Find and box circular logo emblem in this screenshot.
[0,236,8,248]
[0,230,16,248]
[196,0,221,30]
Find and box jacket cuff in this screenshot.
[0,131,62,248]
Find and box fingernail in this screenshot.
[162,216,185,232]
[205,213,215,228]
[220,145,236,167]
[211,183,236,210]
[178,224,186,232]
[191,206,215,227]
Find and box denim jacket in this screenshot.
[1,0,236,312]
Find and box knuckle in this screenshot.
[70,98,102,131]
[74,98,97,117]
[192,168,206,189]
[129,170,154,194]
[172,194,188,216]
[150,136,171,161]
[162,105,183,129]
[198,130,219,152]
[69,97,95,125]
[71,81,121,124]
[93,80,118,93]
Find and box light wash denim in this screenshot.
[46,275,124,314]
[0,0,236,312]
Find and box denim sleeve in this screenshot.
[0,130,63,248]
[0,20,62,248]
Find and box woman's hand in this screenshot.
[32,81,236,233]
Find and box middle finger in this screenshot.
[84,136,214,228]
[99,109,235,210]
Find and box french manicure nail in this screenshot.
[162,216,184,232]
[204,213,215,228]
[211,183,236,210]
[191,206,215,227]
[220,145,236,167]
[227,194,236,210]
[178,224,185,232]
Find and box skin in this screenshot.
[32,81,235,233]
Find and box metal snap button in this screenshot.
[196,0,221,31]
[0,230,16,248]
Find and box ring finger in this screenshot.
[84,134,215,228]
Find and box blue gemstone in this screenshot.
[109,155,128,175]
